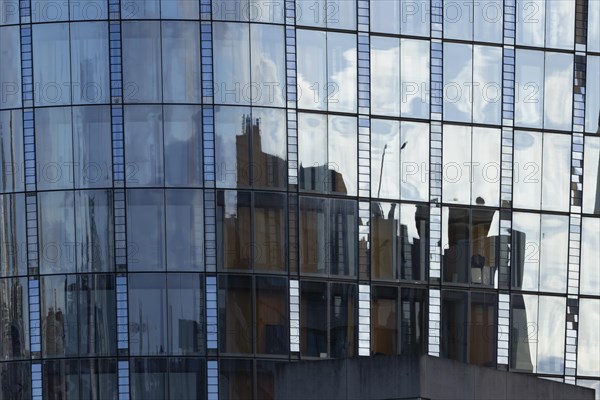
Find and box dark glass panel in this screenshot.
[0,110,24,193]
[70,22,109,105]
[78,274,116,356]
[371,202,399,280]
[41,275,78,357]
[0,277,29,360]
[251,108,287,189]
[35,107,73,191]
[254,192,286,271]
[0,361,30,400]
[441,290,468,363]
[167,273,204,355]
[43,359,79,400]
[219,359,253,400]
[299,197,328,274]
[126,189,165,271]
[79,358,118,400]
[130,358,167,400]
[217,190,251,270]
[219,275,253,354]
[257,360,281,400]
[162,21,201,104]
[371,286,398,355]
[442,207,470,284]
[256,277,287,355]
[128,273,167,355]
[166,189,204,271]
[169,358,206,400]
[400,204,429,281]
[469,292,496,367]
[300,281,327,357]
[75,190,114,272]
[215,106,251,188]
[329,198,357,277]
[330,283,356,358]
[400,288,426,356]
[124,105,164,187]
[470,209,497,286]
[32,23,70,106]
[164,105,203,188]
[0,193,27,277]
[122,21,162,102]
[0,26,21,109]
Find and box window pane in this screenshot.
[400,204,429,281]
[371,36,400,117]
[472,128,500,207]
[513,131,542,210]
[401,0,429,36]
[219,359,253,400]
[300,196,328,274]
[0,25,21,109]
[443,0,472,40]
[166,190,204,271]
[212,0,250,22]
[71,0,108,20]
[43,359,79,399]
[473,46,502,125]
[441,290,468,362]
[471,209,498,286]
[297,30,327,110]
[0,277,29,360]
[329,198,357,277]
[474,0,503,43]
[122,0,160,19]
[371,202,399,280]
[0,0,20,25]
[296,0,325,27]
[401,39,429,119]
[512,212,540,291]
[75,190,114,272]
[327,32,357,113]
[443,125,471,205]
[370,0,399,34]
[161,0,199,19]
[516,0,545,47]
[401,121,429,202]
[70,22,109,105]
[578,299,600,376]
[401,287,426,355]
[511,294,538,372]
[515,50,544,129]
[300,281,327,357]
[542,133,570,212]
[545,0,574,49]
[251,107,287,189]
[254,192,286,271]
[0,110,24,192]
[250,24,285,107]
[537,295,565,374]
[80,359,118,400]
[219,275,252,354]
[125,105,164,187]
[162,21,201,103]
[130,358,167,400]
[127,189,165,271]
[328,0,356,30]
[215,106,251,188]
[442,207,470,284]
[581,218,600,296]
[371,119,400,199]
[583,137,600,214]
[167,273,204,355]
[256,277,287,355]
[443,44,472,123]
[539,214,568,293]
[330,283,356,358]
[122,22,162,103]
[78,274,116,356]
[371,286,397,355]
[35,107,73,191]
[257,360,280,400]
[213,22,250,105]
[72,106,112,189]
[164,105,203,187]
[33,23,70,106]
[217,190,251,270]
[128,274,167,355]
[0,361,30,400]
[39,191,76,274]
[41,275,78,357]
[0,194,27,277]
[169,358,206,400]
[544,53,573,131]
[586,56,600,134]
[298,113,327,193]
[328,115,357,196]
[469,292,496,367]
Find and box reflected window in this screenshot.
[38,191,76,274]
[0,110,24,192]
[162,22,201,104]
[300,281,327,357]
[78,274,116,356]
[75,190,114,272]
[127,189,165,271]
[580,218,600,296]
[125,105,164,187]
[122,22,162,103]
[128,274,167,356]
[166,190,204,271]
[218,275,252,354]
[35,107,73,191]
[70,22,109,105]
[256,277,287,355]
[164,105,203,187]
[32,23,70,106]
[130,358,167,400]
[578,299,600,376]
[251,108,287,190]
[0,194,27,277]
[219,358,253,400]
[0,26,21,109]
[583,137,600,214]
[41,275,78,357]
[0,277,29,360]
[167,274,204,355]
[217,190,251,270]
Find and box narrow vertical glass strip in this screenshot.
[116,274,129,350]
[428,288,440,356]
[206,276,218,350]
[290,279,300,352]
[31,362,42,400]
[207,360,218,400]
[358,284,370,356]
[118,359,130,400]
[497,293,510,365]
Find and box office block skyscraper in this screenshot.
[0,0,599,399]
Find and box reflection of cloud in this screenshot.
[371,39,400,115]
[329,42,357,112]
[401,39,429,118]
[250,24,285,107]
[543,53,573,129]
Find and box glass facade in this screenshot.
[0,0,599,399]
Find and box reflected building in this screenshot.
[0,0,599,399]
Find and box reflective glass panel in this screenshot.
[212,0,250,21]
[35,107,73,191]
[474,0,503,43]
[545,0,574,50]
[42,359,79,399]
[443,125,471,205]
[511,294,537,372]
[300,196,328,274]
[0,277,29,360]
[300,281,327,357]
[41,275,78,357]
[371,286,398,355]
[442,207,470,284]
[470,209,498,287]
[126,189,166,271]
[75,190,114,272]
[0,361,30,400]
[130,358,167,400]
[167,273,204,355]
[250,24,285,107]
[590,0,600,53]
[122,22,162,103]
[218,275,253,354]
[0,194,26,277]
[80,359,118,400]
[443,0,472,40]
[215,106,251,188]
[515,50,544,129]
[401,0,429,36]
[296,0,325,27]
[328,115,357,196]
[537,295,565,374]
[219,358,253,400]
[544,53,573,131]
[329,198,357,277]
[78,274,116,356]
[0,110,24,192]
[516,0,545,47]
[330,283,356,358]
[371,36,400,117]
[471,127,500,207]
[298,113,327,193]
[371,119,400,199]
[164,105,203,187]
[401,287,426,355]
[585,56,600,134]
[578,299,600,376]
[128,274,167,355]
[469,292,496,367]
[124,105,164,187]
[0,0,20,25]
[443,43,472,123]
[513,131,542,210]
[328,0,356,30]
[583,137,600,214]
[38,191,76,274]
[169,358,206,400]
[254,192,286,271]
[328,32,357,113]
[70,0,108,20]
[297,30,327,110]
[473,46,502,125]
[166,189,204,271]
[542,133,570,212]
[162,21,201,104]
[251,107,287,189]
[370,0,399,34]
[256,277,287,355]
[400,204,428,281]
[401,122,429,202]
[213,22,250,105]
[0,26,21,109]
[441,290,468,362]
[70,22,110,105]
[161,0,199,19]
[401,39,429,119]
[580,217,600,296]
[122,0,159,18]
[512,212,540,291]
[371,202,399,280]
[217,190,251,270]
[32,23,70,106]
